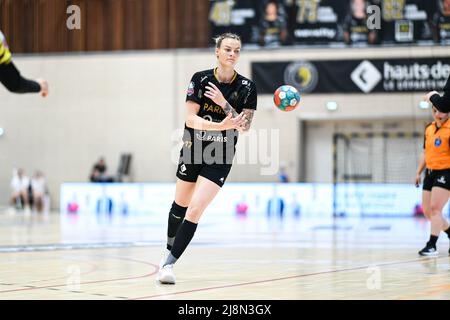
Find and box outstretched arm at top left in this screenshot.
[0,62,48,97]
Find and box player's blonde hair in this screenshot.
[214,33,241,48]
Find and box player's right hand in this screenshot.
[415,174,421,188]
[220,113,246,130]
[37,78,48,97]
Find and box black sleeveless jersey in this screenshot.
[186,68,257,123]
[182,68,257,164]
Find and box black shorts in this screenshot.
[176,146,232,187]
[423,168,450,191]
[176,161,232,187]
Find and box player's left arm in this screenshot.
[205,81,256,132]
[239,108,255,132]
[238,82,257,132]
[204,81,240,116]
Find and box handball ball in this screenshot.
[273,85,300,111]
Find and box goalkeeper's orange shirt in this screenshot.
[424,120,450,170]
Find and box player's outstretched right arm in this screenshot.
[185,101,245,131]
[0,62,48,96]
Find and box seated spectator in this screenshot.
[10,168,30,210]
[90,157,114,183]
[30,170,48,213]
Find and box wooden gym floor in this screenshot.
[0,210,449,300]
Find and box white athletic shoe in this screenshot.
[159,249,171,269]
[157,264,176,284]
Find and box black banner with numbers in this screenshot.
[209,0,445,46]
[252,58,450,94]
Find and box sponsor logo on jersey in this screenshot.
[203,103,226,115]
[196,131,207,140]
[187,81,195,96]
[195,130,228,142]
[243,87,253,104]
[434,137,442,147]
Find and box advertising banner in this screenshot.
[252,58,450,93]
[209,0,446,46]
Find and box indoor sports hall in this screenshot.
[0,0,449,300]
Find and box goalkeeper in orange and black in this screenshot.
[0,30,48,97]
